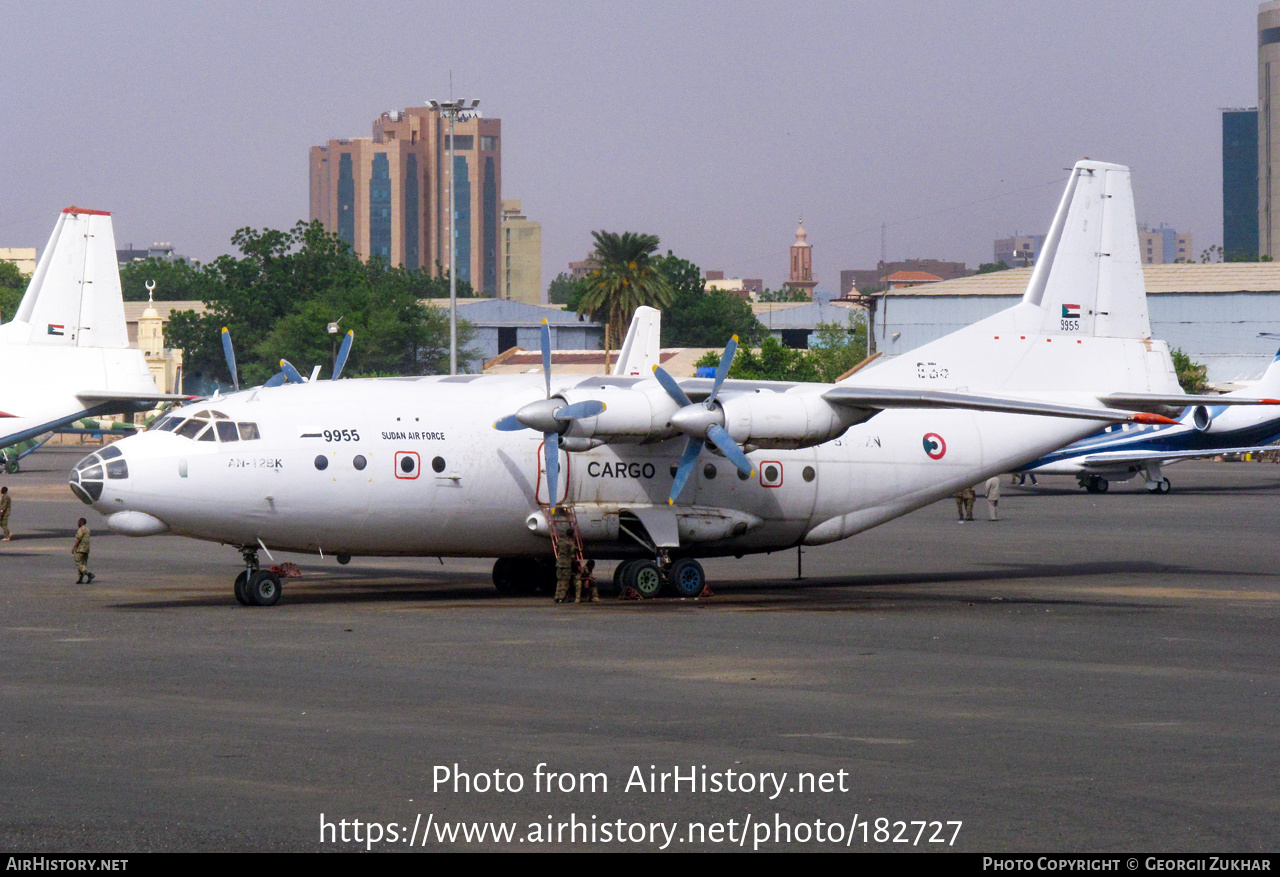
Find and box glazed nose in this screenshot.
[69,445,129,506]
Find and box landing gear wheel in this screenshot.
[1084,475,1109,493]
[629,560,665,599]
[667,558,706,598]
[493,558,520,595]
[1158,478,1171,494]
[248,570,282,606]
[233,570,252,606]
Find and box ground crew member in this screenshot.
[954,486,976,522]
[73,518,94,584]
[0,486,11,540]
[985,476,1001,521]
[574,558,599,603]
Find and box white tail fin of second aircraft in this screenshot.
[6,207,129,349]
[612,306,662,376]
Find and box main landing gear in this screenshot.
[490,555,709,600]
[1079,475,1109,493]
[233,545,282,607]
[1144,477,1172,494]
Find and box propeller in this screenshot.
[653,334,755,504]
[279,359,306,385]
[332,330,354,380]
[221,327,239,392]
[492,319,605,510]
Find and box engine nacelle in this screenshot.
[1189,405,1233,434]
[719,390,869,449]
[558,384,681,445]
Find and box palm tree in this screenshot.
[578,231,675,357]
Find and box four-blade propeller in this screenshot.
[652,335,755,504]
[221,327,356,390]
[492,319,605,510]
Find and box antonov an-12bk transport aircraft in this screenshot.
[73,160,1253,605]
[0,207,189,449]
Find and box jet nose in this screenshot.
[69,444,130,507]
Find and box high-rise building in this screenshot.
[500,200,542,304]
[310,106,503,294]
[1225,109,1260,260]
[994,235,1045,268]
[1137,224,1193,264]
[1259,2,1280,257]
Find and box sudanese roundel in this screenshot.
[922,433,946,460]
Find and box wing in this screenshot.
[822,386,1177,425]
[1077,444,1280,470]
[76,391,195,405]
[1100,392,1280,412]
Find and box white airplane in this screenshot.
[0,207,189,450]
[73,160,1226,606]
[1016,348,1280,493]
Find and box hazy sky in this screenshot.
[0,1,1260,294]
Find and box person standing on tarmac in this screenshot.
[73,517,94,584]
[552,510,575,603]
[0,486,11,541]
[954,486,976,522]
[985,476,1001,521]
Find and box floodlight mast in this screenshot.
[429,97,480,375]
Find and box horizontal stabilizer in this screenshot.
[1100,393,1280,411]
[822,386,1177,425]
[76,391,195,404]
[1080,445,1280,468]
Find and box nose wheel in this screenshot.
[234,546,284,606]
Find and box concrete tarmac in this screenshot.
[2,446,1279,852]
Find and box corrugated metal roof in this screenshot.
[879,264,1280,297]
[122,300,208,321]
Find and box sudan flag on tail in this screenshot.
[1061,304,1080,319]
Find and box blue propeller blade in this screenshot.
[708,335,738,406]
[554,400,606,421]
[668,437,705,504]
[332,330,354,380]
[221,327,239,392]
[652,365,693,407]
[541,319,551,399]
[706,424,755,478]
[280,359,306,385]
[263,372,287,388]
[493,414,526,431]
[544,432,559,511]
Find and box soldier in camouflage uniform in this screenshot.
[552,510,575,603]
[0,486,11,541]
[73,517,94,584]
[573,558,599,603]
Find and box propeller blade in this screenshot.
[221,327,239,392]
[708,335,738,406]
[706,423,755,478]
[652,365,693,407]
[280,360,306,385]
[493,414,526,431]
[332,330,354,380]
[554,400,606,421]
[544,432,560,510]
[541,319,551,399]
[263,372,287,388]
[668,437,705,505]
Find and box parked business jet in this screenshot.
[1017,348,1280,493]
[0,207,189,450]
[74,161,1224,605]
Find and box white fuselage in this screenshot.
[80,373,1111,559]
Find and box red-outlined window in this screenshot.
[760,461,784,488]
[395,451,420,479]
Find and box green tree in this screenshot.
[120,257,210,302]
[975,261,1010,274]
[696,335,821,382]
[806,315,869,382]
[0,260,27,323]
[756,286,809,302]
[1171,348,1208,394]
[577,231,675,351]
[652,252,764,348]
[547,272,587,309]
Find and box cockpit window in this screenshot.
[210,410,230,420]
[80,464,103,480]
[99,445,123,460]
[216,421,239,442]
[106,459,129,479]
[187,410,210,421]
[175,419,204,439]
[238,422,261,441]
[196,424,216,442]
[153,416,180,432]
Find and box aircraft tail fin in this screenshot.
[611,306,662,376]
[1021,160,1150,340]
[1244,347,1280,397]
[7,207,130,349]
